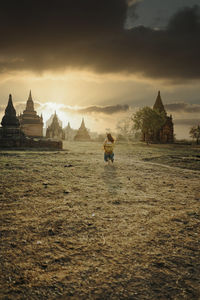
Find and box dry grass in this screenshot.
[0,141,200,299]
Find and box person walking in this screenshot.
[103,133,115,164]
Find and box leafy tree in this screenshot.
[132,107,166,143]
[189,125,200,144]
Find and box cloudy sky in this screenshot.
[0,0,200,138]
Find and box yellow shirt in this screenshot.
[103,139,115,153]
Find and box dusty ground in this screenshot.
[0,141,200,300]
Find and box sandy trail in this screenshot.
[0,142,200,299]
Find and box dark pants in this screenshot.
[104,152,114,162]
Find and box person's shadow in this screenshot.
[102,164,120,194]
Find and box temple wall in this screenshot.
[21,124,43,137]
[0,135,62,150]
[46,130,64,139]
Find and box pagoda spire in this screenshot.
[153,91,166,114]
[28,90,32,101]
[53,111,58,120]
[74,118,91,141]
[80,118,86,128]
[1,94,20,127]
[25,90,34,111]
[51,111,62,128]
[18,90,43,137]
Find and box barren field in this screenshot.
[0,141,200,300]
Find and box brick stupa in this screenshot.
[64,122,76,141]
[74,118,91,141]
[153,91,174,143]
[46,112,65,140]
[18,91,43,137]
[0,94,24,140]
[142,91,174,143]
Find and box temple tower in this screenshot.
[64,122,76,141]
[1,94,20,128]
[46,112,65,140]
[153,91,167,115]
[0,94,25,140]
[153,91,174,143]
[19,91,43,137]
[26,90,34,111]
[74,118,91,141]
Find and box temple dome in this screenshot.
[1,94,20,128]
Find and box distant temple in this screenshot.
[74,118,91,141]
[64,122,77,141]
[46,112,65,140]
[143,91,174,143]
[46,112,62,128]
[153,91,174,143]
[18,91,43,137]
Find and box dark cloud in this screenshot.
[77,104,129,114]
[62,104,129,115]
[0,1,200,80]
[127,0,140,5]
[0,101,128,119]
[167,4,200,33]
[165,102,200,113]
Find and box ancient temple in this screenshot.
[46,112,65,140]
[46,112,62,128]
[18,91,43,137]
[1,94,20,128]
[74,118,91,141]
[153,91,167,115]
[64,122,77,141]
[0,94,24,139]
[152,91,174,143]
[0,94,62,149]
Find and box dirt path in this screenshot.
[0,142,200,299]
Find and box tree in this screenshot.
[189,125,200,144]
[132,107,166,143]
